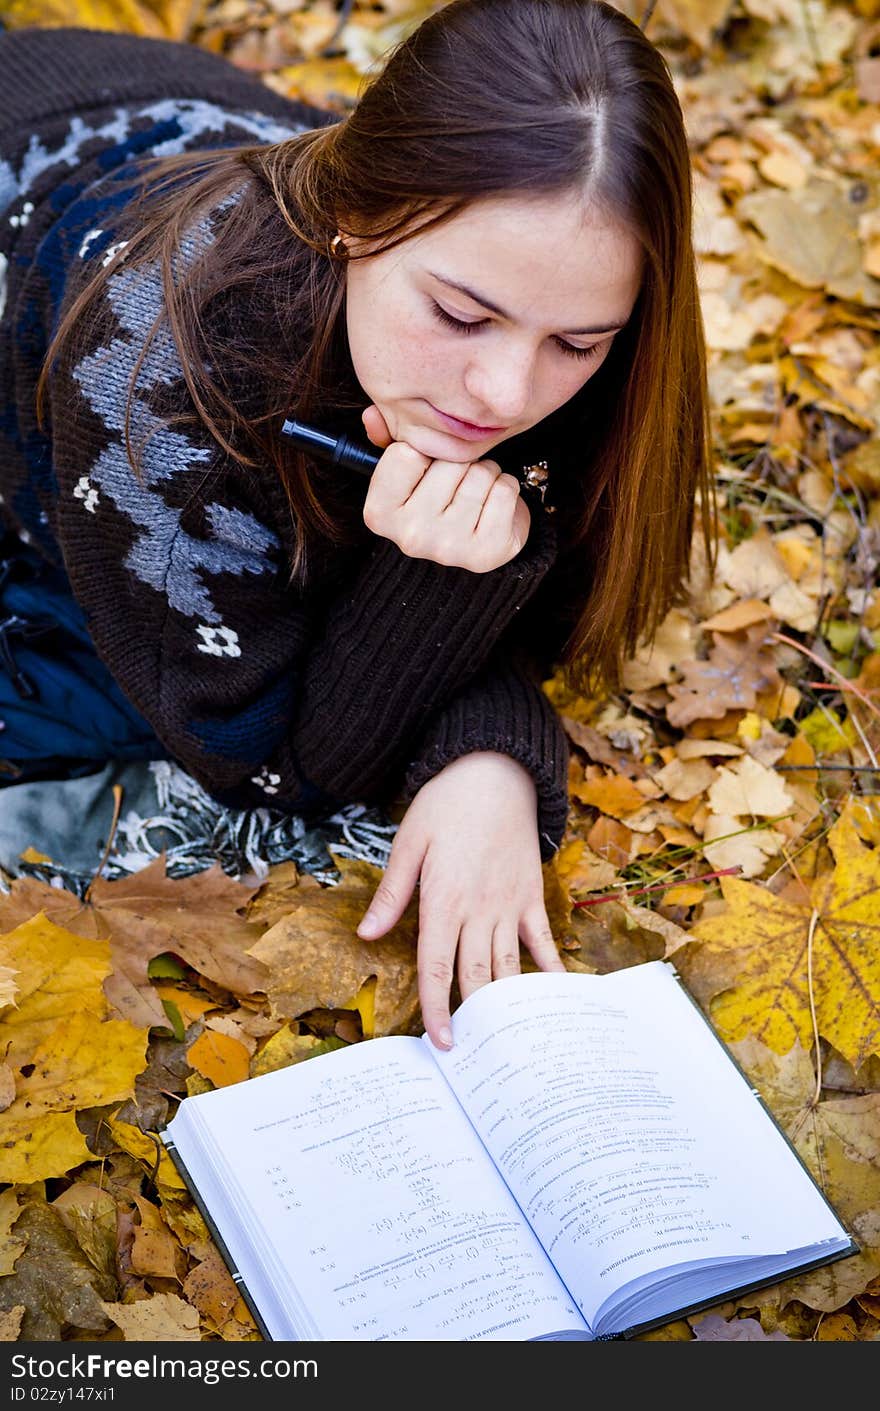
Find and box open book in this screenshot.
[161,961,856,1341]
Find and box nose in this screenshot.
[463,341,535,425]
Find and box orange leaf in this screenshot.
[187,1030,249,1089]
[573,774,647,817]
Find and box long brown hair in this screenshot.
[38,0,716,694]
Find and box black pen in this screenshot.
[280,418,380,477]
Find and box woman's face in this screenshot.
[342,189,644,463]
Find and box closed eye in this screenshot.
[428,300,606,361]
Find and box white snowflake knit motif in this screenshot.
[73,475,99,513]
[195,624,241,657]
[101,239,128,268]
[78,227,103,259]
[251,766,281,796]
[9,201,34,229]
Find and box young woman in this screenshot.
[0,0,714,1048]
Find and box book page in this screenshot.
[166,1035,588,1341]
[428,964,847,1330]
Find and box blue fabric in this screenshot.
[0,534,164,781]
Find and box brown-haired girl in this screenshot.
[0,0,715,1049]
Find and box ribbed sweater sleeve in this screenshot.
[400,652,570,863]
[292,512,559,804]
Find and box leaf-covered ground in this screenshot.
[1,0,879,1343]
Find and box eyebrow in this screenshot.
[427,271,630,336]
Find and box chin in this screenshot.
[407,425,510,464]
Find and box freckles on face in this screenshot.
[342,191,644,460]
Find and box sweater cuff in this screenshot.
[294,508,559,799]
[400,659,570,864]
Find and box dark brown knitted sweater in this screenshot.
[0,25,570,860]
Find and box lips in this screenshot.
[429,403,506,439]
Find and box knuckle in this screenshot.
[460,959,492,986]
[395,525,426,558]
[530,925,557,952]
[422,958,455,987]
[494,950,521,974]
[496,472,521,497]
[463,461,498,493]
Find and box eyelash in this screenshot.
[429,300,606,361]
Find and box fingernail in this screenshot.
[437,1026,453,1050]
[357,912,379,938]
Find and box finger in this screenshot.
[361,404,393,448]
[416,914,459,1050]
[435,460,505,536]
[518,907,566,972]
[470,471,529,558]
[363,440,433,517]
[491,924,522,982]
[454,919,494,1003]
[357,832,426,939]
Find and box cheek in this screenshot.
[539,357,602,418]
[356,311,447,398]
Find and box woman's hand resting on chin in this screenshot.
[360,405,531,574]
[356,751,566,1050]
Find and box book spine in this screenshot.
[160,1129,275,1342]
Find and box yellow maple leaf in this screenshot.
[680,800,880,1069]
[13,1011,148,1114]
[0,916,109,1068]
[0,1110,92,1184]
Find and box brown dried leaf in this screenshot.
[182,1242,259,1340]
[692,1312,791,1339]
[247,852,420,1037]
[130,1195,185,1282]
[0,1306,25,1340]
[666,630,784,727]
[738,176,880,307]
[0,1196,115,1340]
[0,1188,27,1275]
[561,718,650,779]
[100,1290,201,1340]
[51,1183,118,1285]
[564,898,686,973]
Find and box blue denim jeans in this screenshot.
[0,530,164,784]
